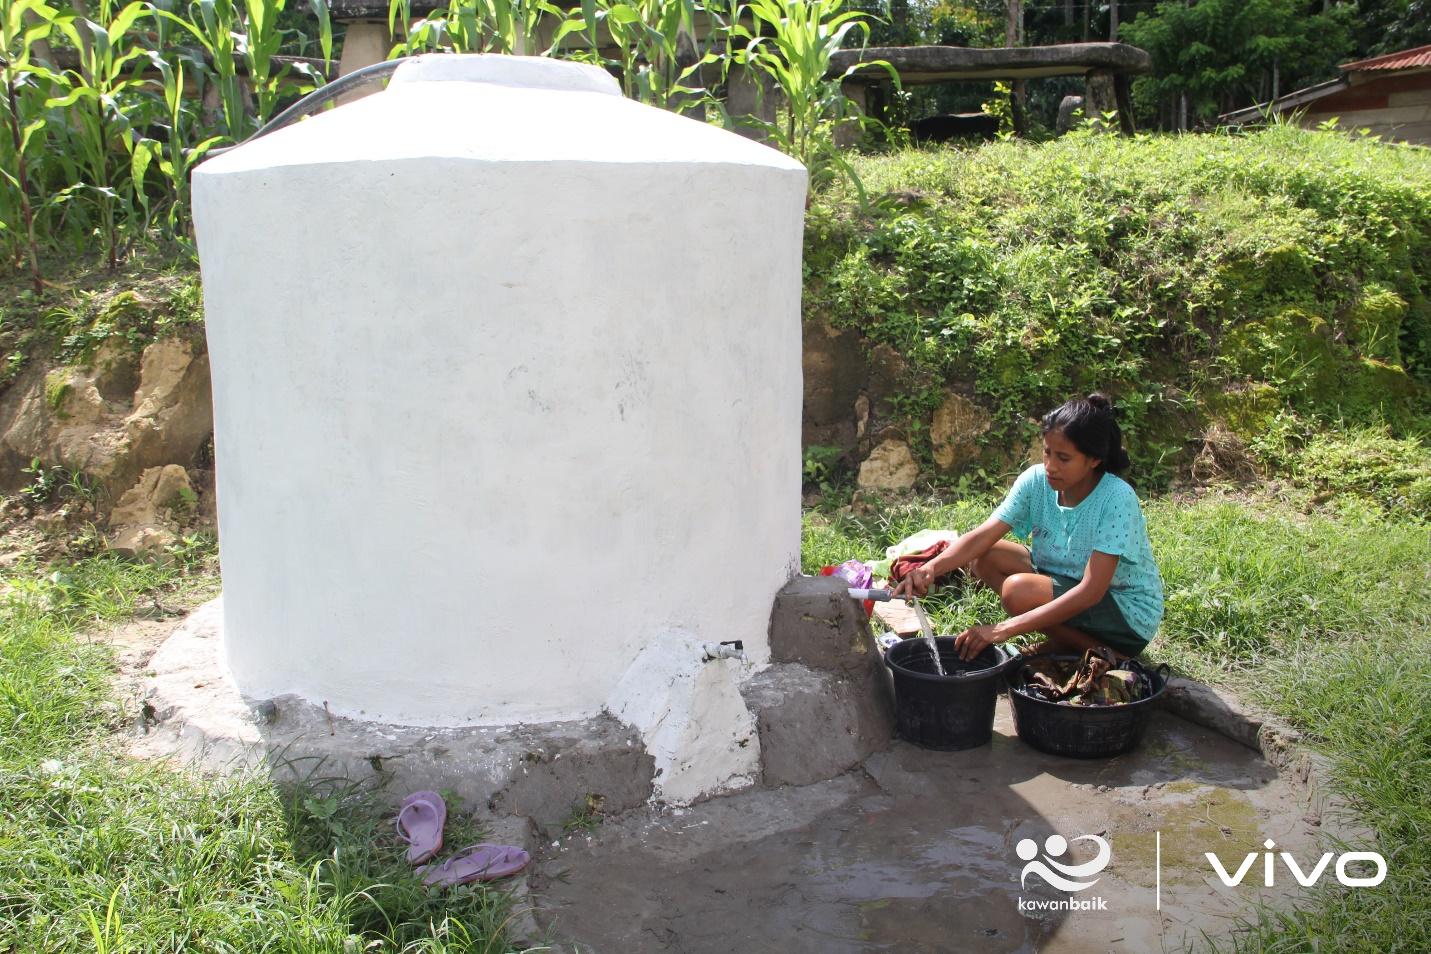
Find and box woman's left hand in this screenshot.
[953,624,1004,661]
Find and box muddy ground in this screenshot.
[529,702,1327,954]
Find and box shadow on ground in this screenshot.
[529,701,1322,953]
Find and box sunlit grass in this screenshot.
[0,545,519,953]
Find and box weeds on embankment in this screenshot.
[806,127,1431,488]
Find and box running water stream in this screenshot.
[910,600,946,676]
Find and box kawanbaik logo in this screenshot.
[1016,833,1111,913]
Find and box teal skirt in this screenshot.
[1044,571,1149,658]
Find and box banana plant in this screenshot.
[0,0,67,290]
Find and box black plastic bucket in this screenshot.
[883,638,1018,750]
[1007,655,1169,758]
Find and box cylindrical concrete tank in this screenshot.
[192,54,807,726]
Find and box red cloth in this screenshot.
[889,541,951,584]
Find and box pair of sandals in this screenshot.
[395,790,530,887]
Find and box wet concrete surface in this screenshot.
[529,699,1326,953]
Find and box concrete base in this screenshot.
[741,663,892,787]
[138,586,1365,850]
[138,580,899,827]
[607,631,761,805]
[528,704,1355,954]
[137,584,1378,952]
[137,599,656,838]
[753,576,895,786]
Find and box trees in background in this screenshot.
[1354,0,1431,56]
[853,0,1418,132]
[1120,0,1355,130]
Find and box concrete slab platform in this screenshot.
[134,598,655,836]
[136,591,1369,954]
[528,703,1332,954]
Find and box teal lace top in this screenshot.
[992,464,1164,640]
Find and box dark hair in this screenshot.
[1041,393,1130,475]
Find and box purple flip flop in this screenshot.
[395,791,446,865]
[419,843,530,887]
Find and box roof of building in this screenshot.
[1220,77,1349,124]
[1341,44,1431,73]
[1221,43,1431,124]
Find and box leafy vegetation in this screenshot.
[388,0,565,57]
[1292,426,1431,515]
[2,0,884,292]
[0,0,335,288]
[1120,0,1356,128]
[0,548,520,952]
[805,126,1431,488]
[0,258,203,404]
[553,0,711,111]
[853,1,1430,133]
[724,0,893,192]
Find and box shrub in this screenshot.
[804,127,1431,487]
[1294,426,1431,517]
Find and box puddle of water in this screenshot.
[532,708,1329,954]
[1113,783,1264,886]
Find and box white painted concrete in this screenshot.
[606,630,760,804]
[192,54,808,730]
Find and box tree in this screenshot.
[1120,0,1355,129]
[1352,0,1431,56]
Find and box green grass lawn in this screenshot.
[806,489,1431,951]
[0,552,521,953]
[1,489,1426,951]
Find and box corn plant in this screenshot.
[240,0,330,122]
[554,0,715,112]
[303,0,331,68]
[0,0,67,290]
[161,0,331,139]
[388,0,563,57]
[45,0,151,268]
[135,51,225,239]
[157,0,247,139]
[239,0,286,122]
[725,0,894,194]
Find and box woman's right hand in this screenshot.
[892,566,934,599]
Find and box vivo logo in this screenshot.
[1206,839,1387,888]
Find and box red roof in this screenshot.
[1341,44,1431,73]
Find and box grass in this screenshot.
[2,475,1426,950]
[805,487,1431,951]
[0,545,522,953]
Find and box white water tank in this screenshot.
[192,54,807,727]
